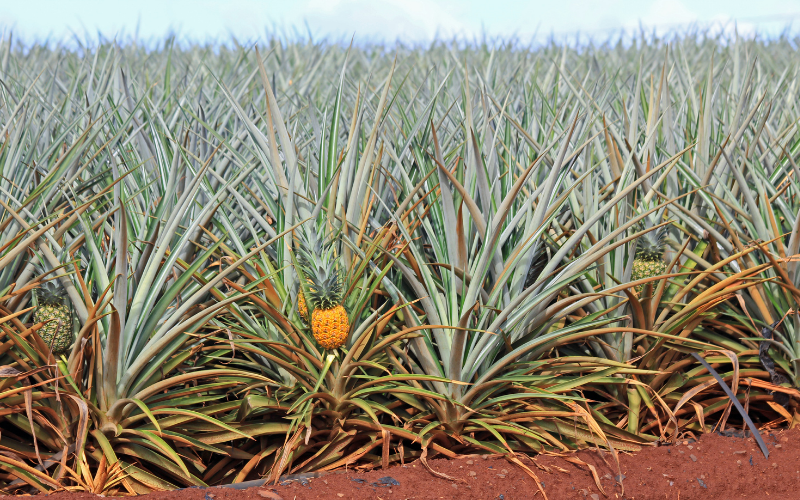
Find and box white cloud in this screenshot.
[297,0,469,42]
[624,0,698,30]
[0,0,795,44]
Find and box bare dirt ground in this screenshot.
[39,427,800,499]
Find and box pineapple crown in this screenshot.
[295,224,345,311]
[635,226,668,261]
[34,277,67,306]
[631,200,670,262]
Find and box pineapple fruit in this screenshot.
[632,227,668,295]
[296,230,349,349]
[310,299,349,350]
[297,278,314,321]
[297,288,309,320]
[34,278,74,355]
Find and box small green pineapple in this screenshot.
[34,279,74,355]
[632,227,668,295]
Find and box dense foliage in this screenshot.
[0,30,799,493]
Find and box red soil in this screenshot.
[39,427,800,499]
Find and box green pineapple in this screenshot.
[34,278,74,355]
[631,227,668,295]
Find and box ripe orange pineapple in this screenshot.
[297,289,308,320]
[311,301,349,350]
[296,230,349,349]
[297,278,314,321]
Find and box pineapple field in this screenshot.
[0,30,799,495]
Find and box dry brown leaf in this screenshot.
[562,456,607,496]
[506,454,549,500]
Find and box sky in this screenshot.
[2,0,800,44]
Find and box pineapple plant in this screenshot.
[631,226,668,295]
[295,228,349,349]
[33,277,74,355]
